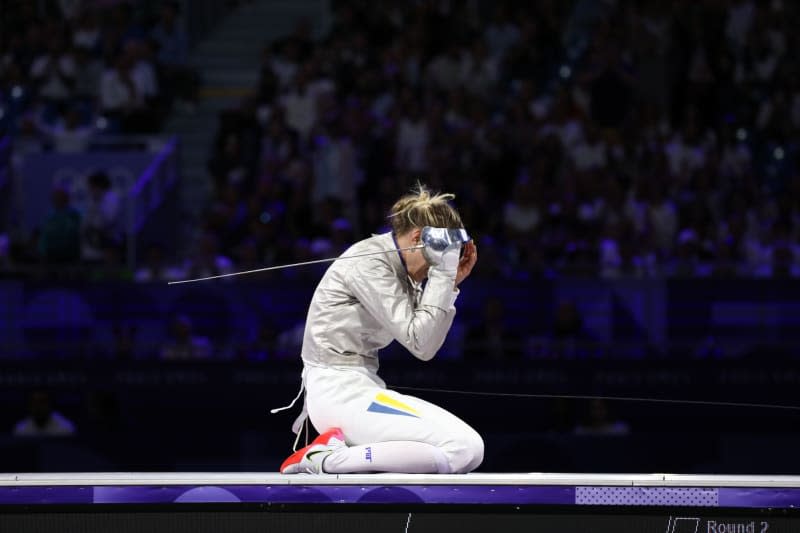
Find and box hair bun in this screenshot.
[388,182,462,235]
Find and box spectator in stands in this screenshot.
[648,183,679,255]
[128,40,160,114]
[72,9,102,53]
[503,176,541,237]
[395,99,429,173]
[503,176,542,272]
[598,220,625,279]
[160,314,212,360]
[56,0,82,22]
[99,50,142,132]
[71,44,103,104]
[280,65,333,141]
[570,124,607,172]
[666,228,713,278]
[755,221,800,278]
[182,232,235,281]
[234,238,264,270]
[38,184,81,264]
[33,106,95,152]
[12,390,76,437]
[134,243,185,282]
[462,41,498,98]
[98,41,160,133]
[308,216,355,260]
[151,1,197,113]
[258,112,296,170]
[267,37,300,90]
[29,36,76,107]
[426,44,463,92]
[208,132,250,193]
[206,183,249,253]
[109,2,147,50]
[81,171,121,264]
[311,118,360,219]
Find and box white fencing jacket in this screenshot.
[301,232,459,373]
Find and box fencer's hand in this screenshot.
[455,241,477,286]
[433,245,461,276]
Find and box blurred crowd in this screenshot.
[0,0,198,144]
[0,0,202,274]
[2,0,800,279]
[198,0,800,281]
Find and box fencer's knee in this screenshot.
[446,430,484,474]
[463,431,485,472]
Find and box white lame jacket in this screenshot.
[301,232,459,372]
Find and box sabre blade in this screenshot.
[167,244,425,285]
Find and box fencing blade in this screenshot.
[167,244,425,285]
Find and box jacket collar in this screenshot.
[386,231,422,291]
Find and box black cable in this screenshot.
[393,386,800,412]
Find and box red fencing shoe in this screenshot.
[280,428,346,474]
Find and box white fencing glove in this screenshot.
[435,245,461,276]
[421,226,470,276]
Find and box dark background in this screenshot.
[1,0,799,475]
[1,510,792,533]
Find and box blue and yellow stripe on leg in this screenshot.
[366,392,421,418]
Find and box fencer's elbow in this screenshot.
[407,341,437,361]
[413,349,436,362]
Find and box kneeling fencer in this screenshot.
[279,185,484,474]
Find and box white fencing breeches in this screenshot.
[304,365,484,474]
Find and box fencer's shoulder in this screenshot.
[342,232,393,256]
[340,233,398,276]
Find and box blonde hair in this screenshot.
[388,183,463,236]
